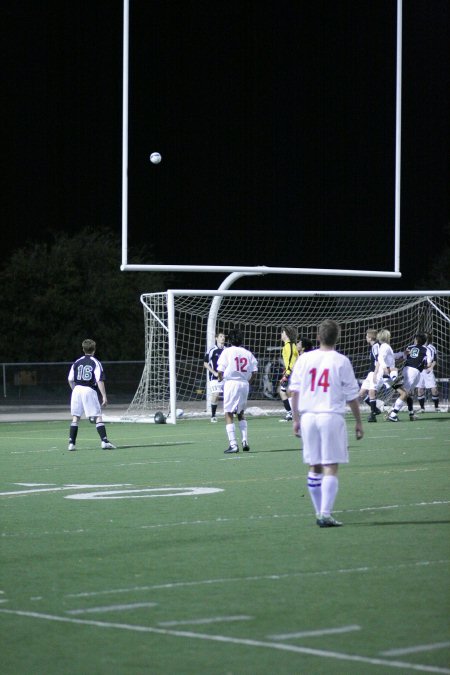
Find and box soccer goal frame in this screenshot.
[123,290,450,424]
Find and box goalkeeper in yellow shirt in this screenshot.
[279,326,299,421]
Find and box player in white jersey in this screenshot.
[290,319,363,528]
[416,333,440,412]
[359,329,381,419]
[367,329,404,422]
[217,329,258,454]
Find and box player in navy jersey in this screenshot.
[67,339,115,450]
[387,333,430,422]
[204,331,226,422]
[417,333,440,412]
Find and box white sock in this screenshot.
[321,475,339,517]
[226,423,237,448]
[307,472,322,516]
[393,397,403,413]
[238,419,248,443]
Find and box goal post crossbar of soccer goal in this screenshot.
[120,290,450,423]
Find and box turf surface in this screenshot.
[1,413,449,674]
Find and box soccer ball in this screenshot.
[176,408,184,419]
[154,411,166,424]
[150,152,162,164]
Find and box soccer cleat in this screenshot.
[224,445,239,454]
[409,413,417,421]
[367,413,377,423]
[387,412,398,422]
[317,515,343,528]
[285,411,293,421]
[374,407,382,415]
[417,408,425,414]
[210,417,218,423]
[101,441,116,449]
[242,442,250,452]
[68,443,76,451]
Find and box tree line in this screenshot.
[0,228,170,362]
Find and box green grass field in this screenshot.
[1,413,449,674]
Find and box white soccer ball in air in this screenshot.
[176,408,184,418]
[150,152,162,164]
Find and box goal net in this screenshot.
[125,291,450,422]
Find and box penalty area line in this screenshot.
[0,609,449,674]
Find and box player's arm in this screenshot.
[348,398,363,440]
[68,366,75,390]
[97,380,107,406]
[290,390,301,437]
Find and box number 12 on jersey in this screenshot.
[234,356,248,372]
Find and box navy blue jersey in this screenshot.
[204,345,225,380]
[68,355,104,389]
[368,341,380,373]
[404,344,428,372]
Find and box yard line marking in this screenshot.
[67,602,157,615]
[0,483,133,497]
[65,559,449,598]
[381,642,450,656]
[158,615,252,626]
[0,609,448,674]
[270,625,361,640]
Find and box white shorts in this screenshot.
[209,379,224,396]
[223,380,249,415]
[300,413,349,466]
[70,385,101,418]
[402,366,421,394]
[360,371,375,391]
[417,370,437,389]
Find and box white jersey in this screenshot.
[377,343,396,370]
[290,349,359,414]
[217,345,258,383]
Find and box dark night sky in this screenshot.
[3,1,449,291]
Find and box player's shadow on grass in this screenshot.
[117,442,194,449]
[352,519,450,526]
[257,447,300,453]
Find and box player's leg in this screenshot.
[316,414,348,526]
[84,388,115,449]
[223,383,239,453]
[300,413,324,520]
[417,385,426,412]
[237,409,250,451]
[279,384,292,420]
[210,379,223,422]
[68,386,82,450]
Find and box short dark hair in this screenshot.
[415,333,427,346]
[228,329,243,347]
[318,320,340,347]
[82,339,96,354]
[298,336,313,352]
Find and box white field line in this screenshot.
[381,642,450,656]
[0,609,448,674]
[2,499,448,538]
[270,625,361,640]
[65,559,449,598]
[67,602,157,615]
[157,615,252,627]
